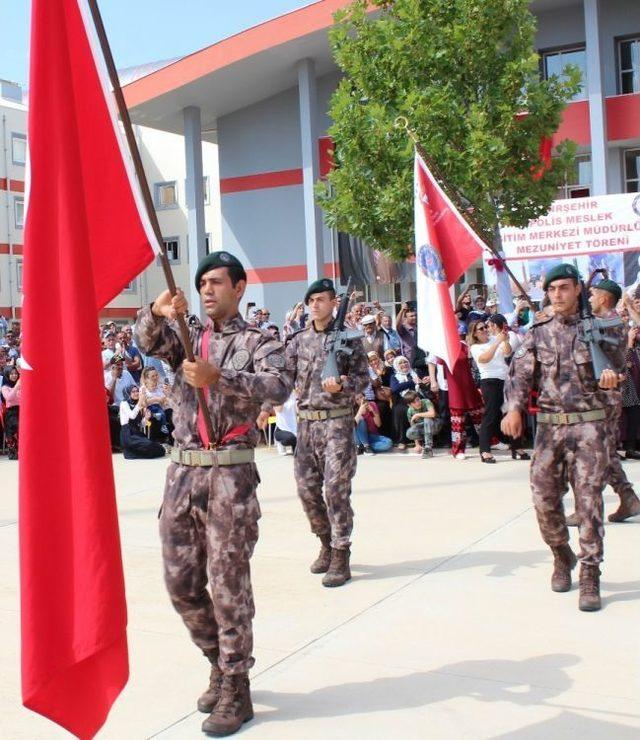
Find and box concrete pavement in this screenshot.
[1,446,639,739]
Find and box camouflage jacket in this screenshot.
[285,320,370,410]
[504,311,625,415]
[134,307,292,449]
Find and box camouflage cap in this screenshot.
[543,263,581,290]
[593,278,622,302]
[194,251,246,289]
[304,278,335,305]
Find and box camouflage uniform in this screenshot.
[285,322,369,549]
[597,311,637,502]
[134,308,291,674]
[504,311,624,565]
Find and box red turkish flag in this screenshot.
[19,0,159,737]
[414,153,484,371]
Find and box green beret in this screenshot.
[543,263,581,290]
[304,278,336,305]
[594,278,622,302]
[194,251,246,290]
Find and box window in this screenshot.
[557,154,591,199]
[122,279,137,293]
[11,134,26,166]
[154,181,178,209]
[624,149,640,192]
[541,46,587,101]
[16,261,23,292]
[14,197,24,228]
[184,176,210,205]
[619,37,640,94]
[163,237,180,263]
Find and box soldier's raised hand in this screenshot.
[152,288,188,321]
[322,376,343,393]
[182,358,220,388]
[598,368,622,390]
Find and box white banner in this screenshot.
[493,192,640,300]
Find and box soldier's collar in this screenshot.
[208,313,246,334]
[555,311,580,325]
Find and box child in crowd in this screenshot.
[139,367,172,440]
[404,390,437,458]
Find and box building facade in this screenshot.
[0,77,221,323]
[122,0,640,323]
[6,0,640,324]
[0,80,27,322]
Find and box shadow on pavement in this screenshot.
[602,579,640,606]
[490,710,640,738]
[351,549,550,581]
[253,654,579,723]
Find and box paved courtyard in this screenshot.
[1,446,639,739]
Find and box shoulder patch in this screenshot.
[254,339,284,362]
[231,349,251,370]
[514,346,528,359]
[265,352,285,368]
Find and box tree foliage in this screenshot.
[316,0,581,260]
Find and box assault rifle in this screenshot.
[578,280,623,381]
[322,278,363,381]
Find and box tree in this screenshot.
[316,0,581,260]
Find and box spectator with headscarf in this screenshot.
[119,385,165,459]
[2,366,21,459]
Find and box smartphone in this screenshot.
[245,301,256,319]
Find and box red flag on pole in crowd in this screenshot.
[20,0,159,736]
[414,152,484,371]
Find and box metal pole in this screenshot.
[86,0,216,446]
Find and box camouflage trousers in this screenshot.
[159,461,261,675]
[531,420,607,565]
[294,416,357,549]
[604,405,634,499]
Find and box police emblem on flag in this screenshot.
[417,244,446,282]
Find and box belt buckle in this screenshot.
[183,450,192,466]
[311,410,322,421]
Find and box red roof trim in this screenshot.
[123,0,349,108]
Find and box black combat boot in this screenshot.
[550,545,577,592]
[309,534,332,574]
[202,673,253,736]
[608,491,640,523]
[197,653,223,714]
[579,564,601,612]
[322,547,351,587]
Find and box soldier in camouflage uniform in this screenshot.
[502,264,624,612]
[564,279,640,525]
[285,279,369,587]
[135,252,292,736]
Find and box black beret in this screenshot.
[593,278,622,302]
[543,263,581,290]
[194,251,246,290]
[304,278,336,305]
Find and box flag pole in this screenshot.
[395,117,534,307]
[86,0,216,446]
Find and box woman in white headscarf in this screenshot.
[389,355,430,450]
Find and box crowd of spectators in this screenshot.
[4,277,640,466]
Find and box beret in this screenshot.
[543,263,581,290]
[304,278,335,305]
[194,251,246,290]
[593,278,622,302]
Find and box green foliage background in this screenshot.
[316,0,581,260]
